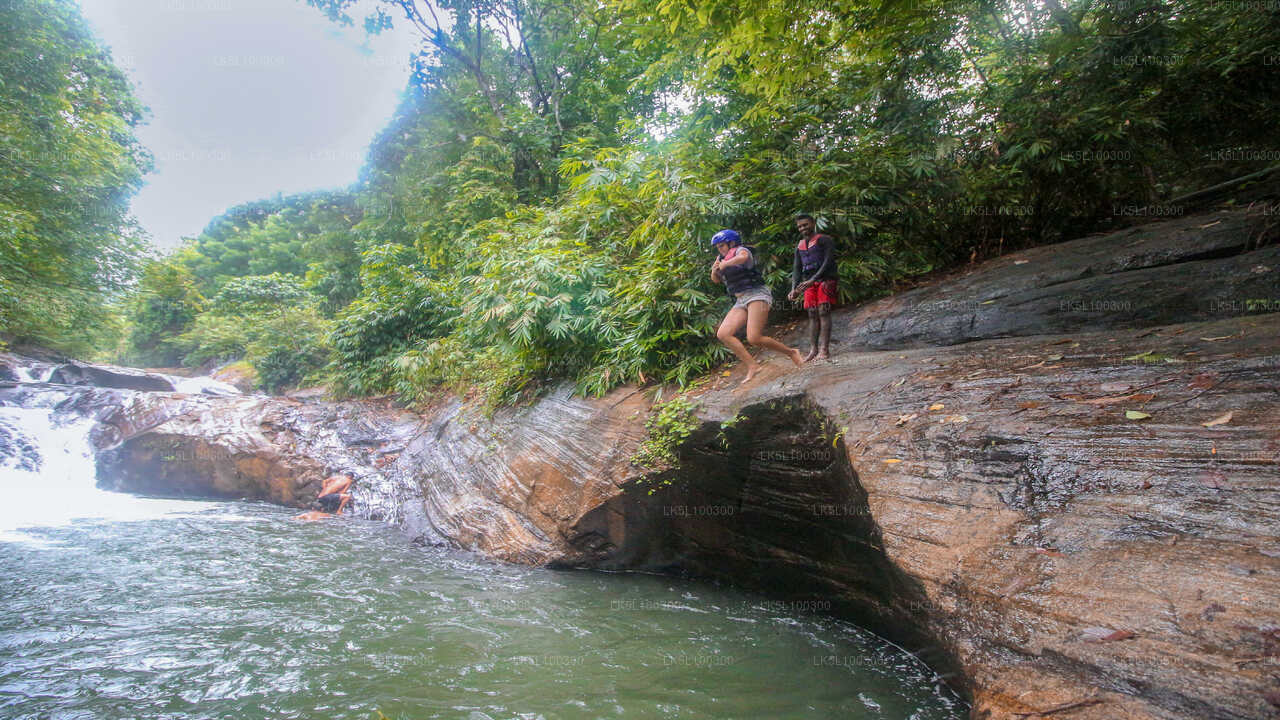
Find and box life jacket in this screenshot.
[797,234,838,279]
[721,245,765,296]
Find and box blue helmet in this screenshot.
[710,229,740,248]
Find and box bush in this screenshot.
[172,300,331,393]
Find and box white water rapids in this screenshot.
[0,406,206,542]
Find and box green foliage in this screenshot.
[173,303,331,393]
[125,261,206,366]
[0,0,152,354]
[327,243,449,397]
[631,395,700,471]
[244,307,332,393]
[175,313,252,367]
[178,190,361,309]
[385,145,736,408]
[211,273,311,316]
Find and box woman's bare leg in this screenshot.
[745,301,805,369]
[716,307,758,382]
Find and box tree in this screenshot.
[0,0,153,353]
[125,260,206,366]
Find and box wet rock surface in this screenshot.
[841,206,1278,350]
[5,210,1278,719]
[46,360,179,392]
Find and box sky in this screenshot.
[78,0,421,250]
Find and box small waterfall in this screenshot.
[0,406,206,541]
[155,374,242,396]
[12,364,53,384]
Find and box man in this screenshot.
[787,214,839,361]
[295,473,355,520]
[315,473,354,514]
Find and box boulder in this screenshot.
[47,360,176,392]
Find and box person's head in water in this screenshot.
[710,228,742,258]
[794,214,817,238]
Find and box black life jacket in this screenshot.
[721,245,765,295]
[797,234,838,279]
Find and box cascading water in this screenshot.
[0,406,207,542]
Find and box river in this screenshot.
[0,405,963,719]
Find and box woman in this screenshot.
[709,229,805,386]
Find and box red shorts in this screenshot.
[803,279,838,309]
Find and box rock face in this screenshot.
[841,207,1278,350]
[34,207,1280,719]
[47,360,179,392]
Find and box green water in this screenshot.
[0,502,963,719]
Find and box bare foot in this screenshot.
[815,351,829,362]
[803,348,818,363]
[739,363,761,387]
[790,348,807,367]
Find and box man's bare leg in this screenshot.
[336,493,351,515]
[804,307,819,362]
[816,303,832,360]
[717,307,760,385]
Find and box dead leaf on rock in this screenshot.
[1018,401,1042,410]
[1202,411,1233,427]
[1188,372,1218,390]
[895,413,918,426]
[928,403,945,411]
[1200,335,1234,341]
[883,458,903,464]
[1099,382,1132,393]
[943,415,970,423]
[1033,547,1066,557]
[1046,354,1063,361]
[1125,410,1152,420]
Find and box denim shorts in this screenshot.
[732,286,773,311]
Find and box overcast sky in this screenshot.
[78,0,420,250]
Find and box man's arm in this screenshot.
[790,249,803,296]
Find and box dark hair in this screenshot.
[794,213,815,223]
